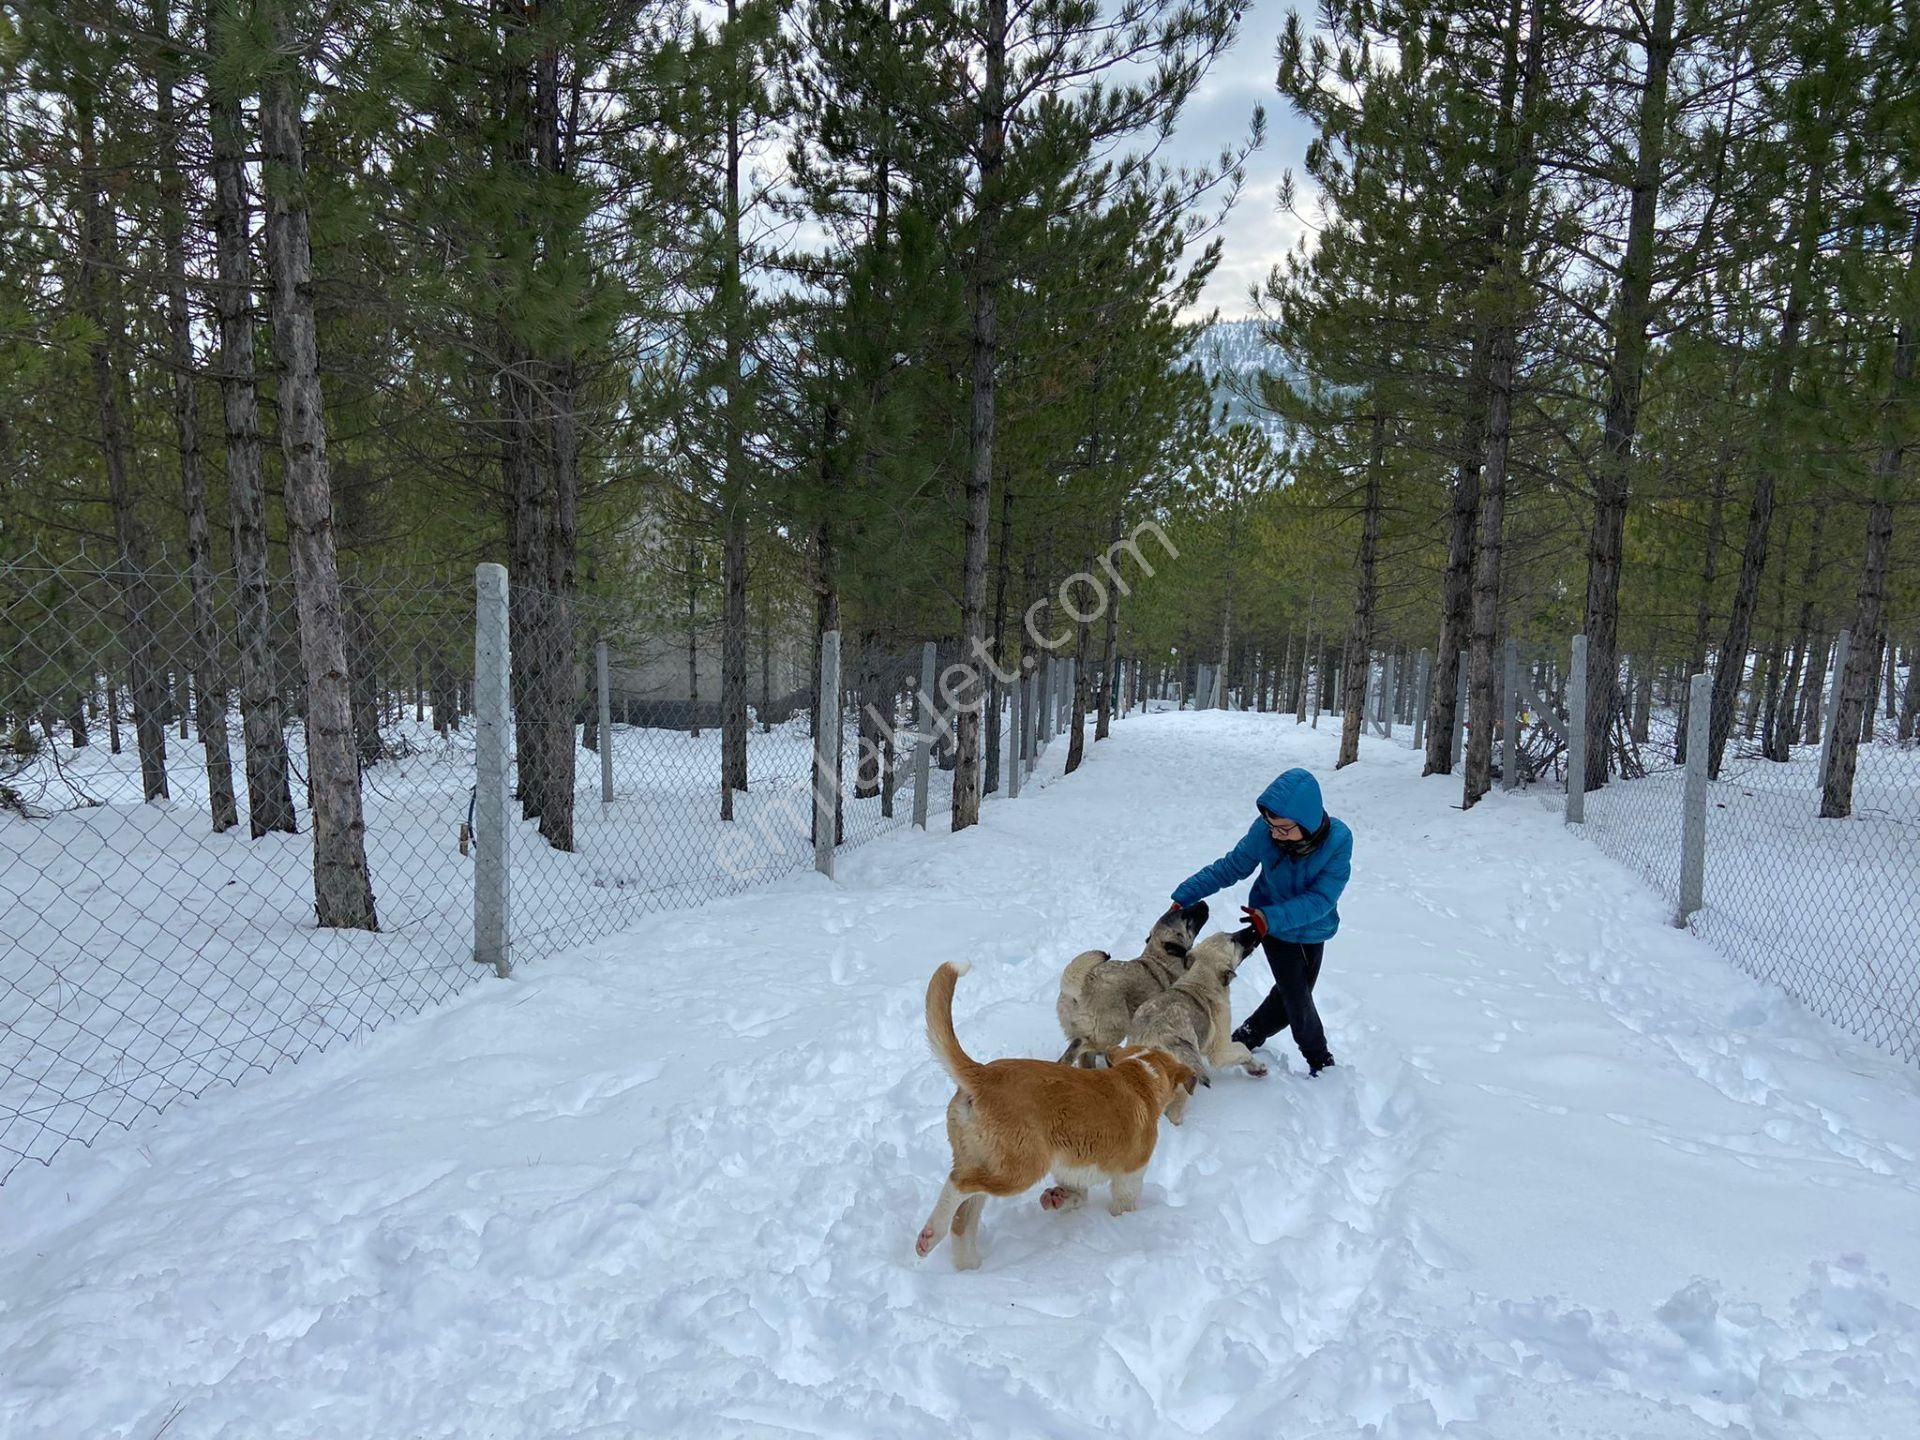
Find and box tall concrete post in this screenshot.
[815,630,841,876]
[473,564,512,978]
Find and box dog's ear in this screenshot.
[1104,1044,1134,1067]
[1178,1063,1203,1093]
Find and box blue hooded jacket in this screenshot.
[1171,770,1353,943]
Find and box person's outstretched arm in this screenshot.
[1170,822,1265,907]
[1250,829,1352,936]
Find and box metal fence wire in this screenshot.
[1573,639,1918,1065]
[1,550,1106,1183]
[1,550,484,1182]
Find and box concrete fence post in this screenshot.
[1567,633,1587,825]
[815,629,841,876]
[1042,658,1055,745]
[913,640,936,829]
[1032,666,1042,760]
[1818,628,1851,790]
[596,639,613,806]
[1677,671,1711,927]
[1503,638,1521,791]
[1412,649,1431,751]
[473,563,512,978]
[1382,651,1397,739]
[1452,650,1468,768]
[1007,665,1022,799]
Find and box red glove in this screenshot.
[1240,905,1269,940]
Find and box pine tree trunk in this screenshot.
[760,586,773,733]
[79,111,170,804]
[1464,322,1515,807]
[346,589,383,766]
[158,0,237,829]
[1465,0,1545,807]
[1098,508,1124,740]
[1675,447,1729,763]
[1218,553,1235,712]
[1339,411,1385,768]
[432,648,454,735]
[539,350,579,853]
[1065,594,1091,774]
[686,538,701,736]
[1772,503,1827,759]
[719,4,750,808]
[259,6,377,929]
[1746,641,1771,741]
[952,0,1006,832]
[1823,211,1917,814]
[809,412,841,847]
[1798,633,1830,747]
[811,521,841,845]
[1293,634,1309,720]
[856,633,882,799]
[985,486,1013,789]
[1860,635,1881,743]
[502,340,549,821]
[208,31,295,836]
[1898,637,1918,742]
[1583,0,1675,793]
[1708,138,1828,777]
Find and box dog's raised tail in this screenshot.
[925,961,982,1088]
[1056,948,1108,1003]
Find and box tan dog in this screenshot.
[1125,926,1267,1123]
[915,960,1196,1270]
[1055,901,1209,1067]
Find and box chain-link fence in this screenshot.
[1565,636,1918,1064]
[1,551,1120,1182]
[1,550,484,1183]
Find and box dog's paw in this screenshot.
[1108,1195,1138,1216]
[953,1248,981,1271]
[1040,1186,1084,1212]
[915,1225,938,1257]
[1244,1058,1270,1078]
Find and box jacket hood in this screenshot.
[1257,769,1325,831]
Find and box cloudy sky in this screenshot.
[1160,0,1320,319]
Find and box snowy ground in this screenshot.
[1575,716,1918,1062]
[4,710,1919,1438]
[0,706,952,1175]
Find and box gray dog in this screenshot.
[1125,925,1266,1122]
[1055,901,1209,1067]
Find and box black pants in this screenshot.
[1239,937,1331,1068]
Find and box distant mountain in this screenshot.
[1188,319,1297,437]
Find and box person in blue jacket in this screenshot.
[1167,769,1352,1075]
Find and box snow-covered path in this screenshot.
[4,712,1918,1439]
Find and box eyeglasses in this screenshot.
[1263,815,1303,839]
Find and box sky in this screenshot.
[1161,0,1320,320]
